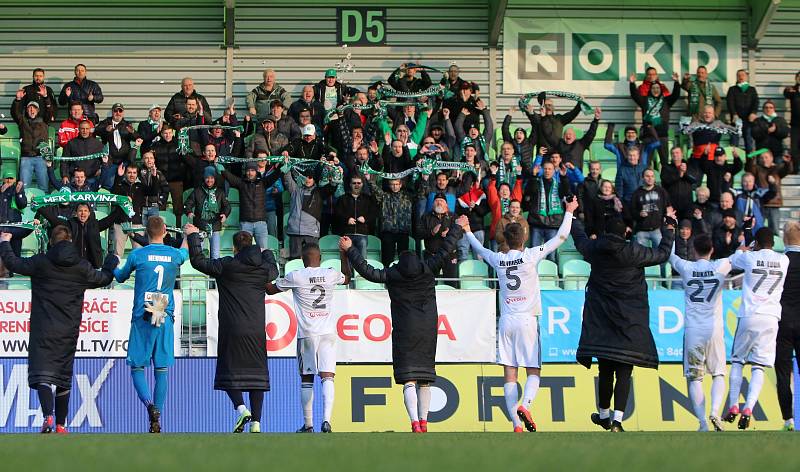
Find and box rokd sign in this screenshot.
[205,289,496,362]
[505,18,741,95]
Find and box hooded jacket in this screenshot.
[570,219,674,369]
[184,178,231,232]
[345,224,463,384]
[11,100,49,157]
[222,168,282,223]
[0,240,116,388]
[283,170,336,238]
[188,234,278,390]
[39,208,118,268]
[246,129,288,158]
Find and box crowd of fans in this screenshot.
[0,62,799,281]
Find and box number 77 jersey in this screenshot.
[730,249,790,320]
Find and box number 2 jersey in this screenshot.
[275,267,346,338]
[669,254,731,333]
[730,249,789,320]
[114,244,189,319]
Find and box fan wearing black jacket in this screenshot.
[334,174,376,259]
[342,222,463,433]
[0,225,117,433]
[571,209,676,432]
[38,203,119,269]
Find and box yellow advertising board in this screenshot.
[331,364,783,432]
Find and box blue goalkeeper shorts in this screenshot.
[126,316,175,368]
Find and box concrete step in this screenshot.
[782,175,800,185]
[783,186,800,198]
[781,197,800,207]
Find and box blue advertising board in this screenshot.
[0,358,318,433]
[540,290,743,363]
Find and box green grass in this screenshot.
[2,432,798,471]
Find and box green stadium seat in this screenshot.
[321,259,347,289]
[557,253,584,275]
[355,259,384,289]
[224,207,239,228]
[562,259,590,290]
[182,302,207,329]
[319,234,340,251]
[283,258,305,274]
[21,233,40,255]
[590,142,616,163]
[774,235,785,252]
[366,235,382,259]
[25,188,45,201]
[435,284,456,291]
[8,280,31,290]
[0,140,21,159]
[459,259,489,289]
[3,123,20,139]
[159,211,177,227]
[219,230,234,251]
[538,259,560,289]
[227,188,239,203]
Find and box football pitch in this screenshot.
[2,432,797,471]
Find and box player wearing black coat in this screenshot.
[345,223,463,384]
[187,232,279,390]
[571,219,674,369]
[0,240,116,389]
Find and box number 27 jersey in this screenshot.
[670,256,731,333]
[483,247,548,317]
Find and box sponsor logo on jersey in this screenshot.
[506,296,527,304]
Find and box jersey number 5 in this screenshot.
[506,266,521,291]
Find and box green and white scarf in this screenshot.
[497,155,521,189]
[518,91,594,115]
[460,135,487,158]
[644,96,664,127]
[37,141,109,162]
[738,82,750,92]
[359,158,474,180]
[537,178,563,217]
[177,125,243,155]
[200,186,219,223]
[31,191,135,218]
[688,80,713,116]
[0,221,46,253]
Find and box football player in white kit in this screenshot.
[670,233,732,431]
[457,197,578,432]
[723,227,789,430]
[266,243,350,433]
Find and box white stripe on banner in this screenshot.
[205,289,498,362]
[0,290,182,358]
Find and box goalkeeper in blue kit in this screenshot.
[114,216,188,433]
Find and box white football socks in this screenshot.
[598,408,610,419]
[403,383,419,422]
[744,367,765,411]
[728,363,744,409]
[522,375,540,410]
[710,375,726,417]
[321,377,335,423]
[613,410,624,422]
[300,382,314,428]
[503,382,521,427]
[236,404,249,416]
[687,379,707,428]
[416,384,431,422]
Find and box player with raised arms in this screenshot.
[669,233,732,431]
[723,226,789,430]
[114,216,188,433]
[457,197,578,432]
[266,243,350,433]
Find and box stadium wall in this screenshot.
[1,1,797,128]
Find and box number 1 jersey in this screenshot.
[114,244,189,319]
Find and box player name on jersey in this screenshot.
[147,255,174,263]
